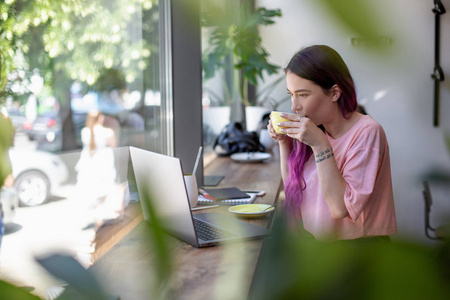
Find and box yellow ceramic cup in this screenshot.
[271,111,298,134]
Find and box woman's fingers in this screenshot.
[278,116,310,144]
[267,121,288,141]
[279,121,302,128]
[276,114,305,128]
[267,122,276,137]
[280,112,303,121]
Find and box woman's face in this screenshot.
[286,72,340,125]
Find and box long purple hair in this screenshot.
[284,45,358,211]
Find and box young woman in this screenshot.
[75,111,120,227]
[268,45,397,241]
[75,110,117,197]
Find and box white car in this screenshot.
[8,149,69,207]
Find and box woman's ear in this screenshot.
[330,84,342,102]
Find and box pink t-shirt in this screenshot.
[297,115,397,240]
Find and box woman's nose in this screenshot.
[291,103,301,114]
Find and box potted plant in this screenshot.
[201,0,282,131]
[245,75,291,132]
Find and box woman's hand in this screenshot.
[276,113,327,149]
[268,115,292,183]
[267,118,290,143]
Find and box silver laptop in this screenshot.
[129,146,269,247]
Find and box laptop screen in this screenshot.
[129,147,199,247]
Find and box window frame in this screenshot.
[161,0,203,184]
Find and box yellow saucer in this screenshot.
[228,204,275,219]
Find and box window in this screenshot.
[0,0,204,293]
[2,0,165,155]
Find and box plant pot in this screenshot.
[245,106,271,133]
[202,106,231,135]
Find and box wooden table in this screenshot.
[89,154,283,300]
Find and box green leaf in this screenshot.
[36,254,112,300]
[0,280,41,300]
[445,130,450,156]
[201,0,282,107]
[319,0,383,46]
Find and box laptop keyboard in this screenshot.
[193,218,238,241]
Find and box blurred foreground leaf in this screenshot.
[320,0,380,39]
[0,281,41,300]
[0,114,13,186]
[445,131,450,157]
[35,254,114,300]
[319,0,393,54]
[137,183,175,298]
[250,213,450,300]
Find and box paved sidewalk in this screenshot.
[0,187,95,298]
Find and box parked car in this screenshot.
[9,148,69,207]
[26,110,61,140]
[0,186,19,224]
[25,110,73,152]
[25,110,86,152]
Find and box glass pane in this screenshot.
[201,0,231,160]
[0,0,162,296]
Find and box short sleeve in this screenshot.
[80,127,91,146]
[342,147,381,222]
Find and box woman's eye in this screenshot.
[287,92,308,98]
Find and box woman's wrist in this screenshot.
[312,140,333,163]
[278,136,293,150]
[313,147,334,164]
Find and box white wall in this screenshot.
[256,0,450,243]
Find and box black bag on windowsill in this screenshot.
[213,122,266,156]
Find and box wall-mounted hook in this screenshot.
[433,0,446,15]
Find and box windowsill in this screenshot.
[91,202,143,263]
[203,145,218,168]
